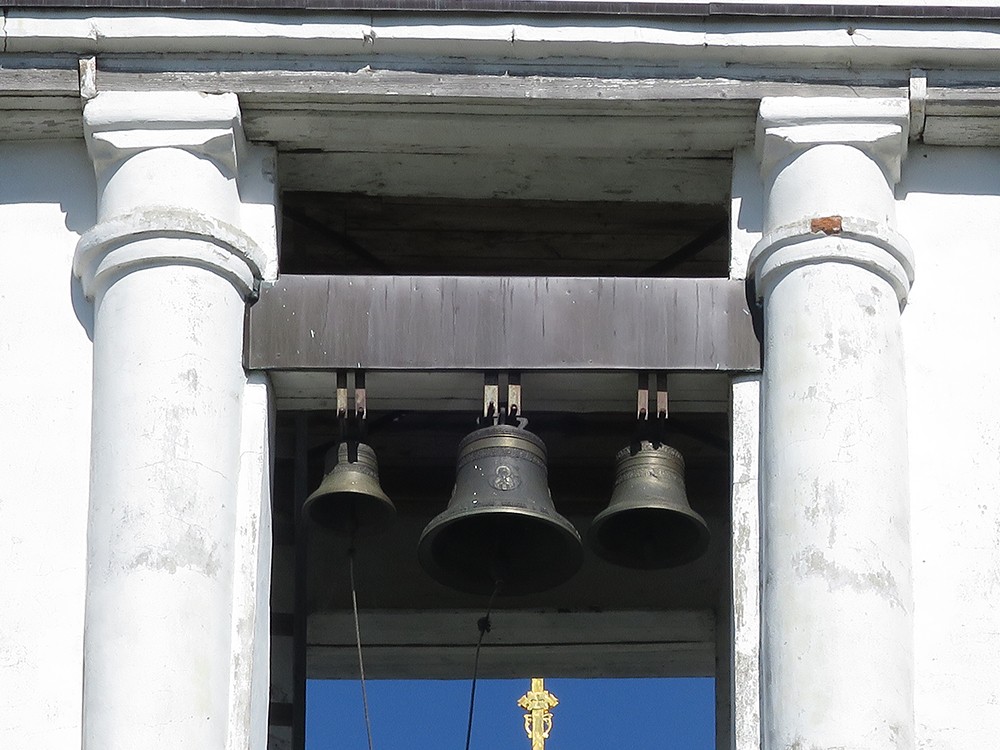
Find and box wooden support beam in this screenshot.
[307,609,716,679]
[247,275,760,373]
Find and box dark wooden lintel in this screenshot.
[247,274,760,372]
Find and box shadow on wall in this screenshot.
[0,141,98,340]
[897,145,1000,198]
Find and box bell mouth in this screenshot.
[418,507,583,596]
[588,505,710,569]
[303,488,396,537]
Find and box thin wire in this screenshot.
[349,546,375,750]
[463,580,501,750]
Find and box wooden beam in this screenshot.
[267,370,732,412]
[307,609,716,679]
[278,152,733,203]
[247,275,761,372]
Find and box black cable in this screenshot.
[348,538,375,750]
[463,580,501,750]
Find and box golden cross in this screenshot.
[517,677,559,750]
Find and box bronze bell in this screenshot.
[303,442,395,536]
[588,441,709,569]
[418,424,583,596]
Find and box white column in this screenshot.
[749,98,915,750]
[74,92,271,750]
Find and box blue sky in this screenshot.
[307,677,715,749]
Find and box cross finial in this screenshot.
[518,678,558,750]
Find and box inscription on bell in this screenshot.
[492,464,521,491]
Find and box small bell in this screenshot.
[588,441,709,569]
[418,424,583,595]
[303,441,395,536]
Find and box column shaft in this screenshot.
[751,99,915,750]
[86,260,246,747]
[761,258,912,748]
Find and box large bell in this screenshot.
[588,441,709,569]
[418,424,583,596]
[303,442,395,536]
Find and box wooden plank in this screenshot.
[923,115,1000,146]
[93,66,901,104]
[251,110,749,154]
[310,609,714,645]
[308,641,715,679]
[278,152,732,203]
[307,608,715,679]
[267,370,732,412]
[284,228,725,275]
[925,93,1000,115]
[0,65,79,94]
[278,192,729,276]
[247,275,761,372]
[925,86,1000,117]
[290,193,725,233]
[0,105,82,139]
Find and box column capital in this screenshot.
[83,91,245,177]
[756,97,909,183]
[74,91,272,301]
[751,97,914,309]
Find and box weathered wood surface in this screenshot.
[309,641,715,678]
[248,109,751,153]
[281,193,728,276]
[308,609,716,678]
[922,82,1000,145]
[923,115,1000,146]
[0,103,82,139]
[279,151,732,202]
[247,275,761,372]
[0,63,78,93]
[0,59,82,139]
[7,0,1000,20]
[1,60,996,151]
[96,66,903,101]
[268,370,732,412]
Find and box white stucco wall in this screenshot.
[897,146,1000,749]
[0,141,96,748]
[2,124,998,750]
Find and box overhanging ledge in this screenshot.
[246,274,760,371]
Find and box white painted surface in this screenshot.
[84,261,247,748]
[730,148,764,280]
[729,376,761,750]
[6,11,1000,69]
[897,146,1000,750]
[75,92,276,750]
[0,19,997,747]
[752,99,914,750]
[0,141,95,750]
[229,373,275,750]
[728,152,762,748]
